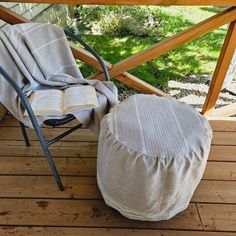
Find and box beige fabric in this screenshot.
[97,94,212,221]
[0,23,118,136]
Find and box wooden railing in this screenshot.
[1,0,236,6]
[0,2,236,117]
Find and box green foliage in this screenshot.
[74,6,227,90]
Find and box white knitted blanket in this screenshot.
[0,23,118,135]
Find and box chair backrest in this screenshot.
[0,29,110,129]
[65,30,110,82]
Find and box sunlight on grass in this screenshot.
[74,6,227,90]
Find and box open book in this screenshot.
[25,85,98,116]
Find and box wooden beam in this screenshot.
[71,44,168,96]
[115,73,169,97]
[211,103,236,117]
[202,21,236,116]
[0,0,236,6]
[0,5,31,24]
[0,6,111,73]
[70,43,112,71]
[0,5,168,96]
[93,7,236,81]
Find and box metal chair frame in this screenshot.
[0,30,111,191]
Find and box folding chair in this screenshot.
[0,30,110,191]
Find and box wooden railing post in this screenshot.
[202,20,236,116]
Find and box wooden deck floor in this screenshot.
[0,115,235,235]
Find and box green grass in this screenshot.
[75,6,227,90]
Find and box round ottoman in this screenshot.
[97,94,212,221]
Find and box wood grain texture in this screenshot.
[0,140,233,160]
[204,162,236,180]
[197,203,236,231]
[209,146,236,161]
[0,156,234,181]
[0,227,235,236]
[0,126,97,142]
[0,156,97,175]
[209,117,236,132]
[202,21,236,116]
[0,199,202,229]
[194,180,236,204]
[1,121,235,144]
[0,176,235,205]
[212,131,236,145]
[0,140,98,157]
[0,116,235,234]
[1,0,236,6]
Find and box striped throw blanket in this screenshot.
[0,23,118,136]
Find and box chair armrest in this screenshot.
[64,30,110,82]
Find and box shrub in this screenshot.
[75,6,161,37]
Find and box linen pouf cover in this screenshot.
[97,94,213,221]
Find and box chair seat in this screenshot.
[43,114,75,127]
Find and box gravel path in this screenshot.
[118,76,236,113]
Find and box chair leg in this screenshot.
[41,145,64,191]
[0,66,63,190]
[19,122,30,146]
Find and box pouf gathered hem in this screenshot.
[97,173,189,221]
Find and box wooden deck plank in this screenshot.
[0,176,235,205]
[0,176,100,199]
[0,116,235,234]
[197,203,236,231]
[0,139,234,161]
[0,126,97,142]
[1,112,235,130]
[212,132,236,146]
[209,146,236,162]
[0,199,202,230]
[209,118,236,132]
[4,227,236,236]
[0,157,96,176]
[204,162,236,180]
[194,180,236,204]
[0,140,98,157]
[1,227,235,236]
[0,123,235,145]
[0,156,235,181]
[0,142,234,162]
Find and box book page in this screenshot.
[64,86,98,113]
[29,89,64,116]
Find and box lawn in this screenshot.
[73,6,227,90]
